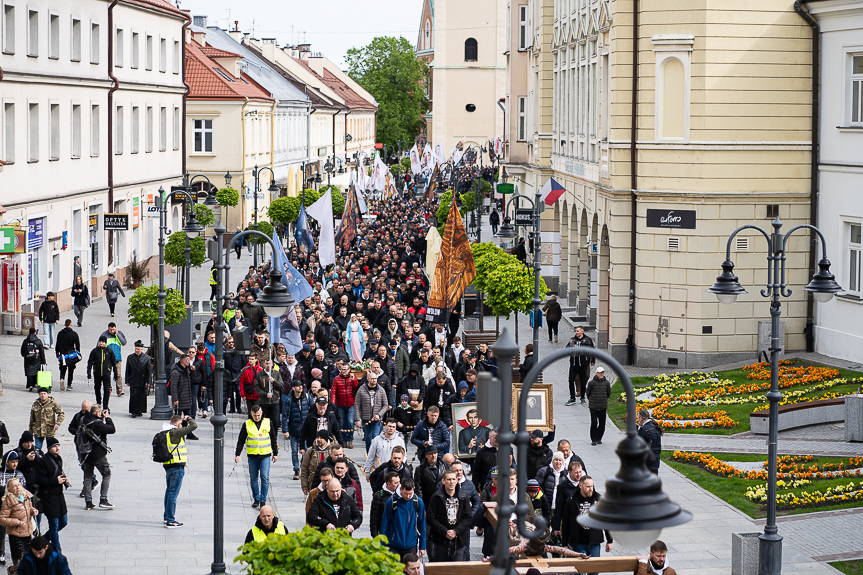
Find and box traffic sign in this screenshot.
[514,209,533,226]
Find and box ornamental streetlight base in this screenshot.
[759,532,782,575]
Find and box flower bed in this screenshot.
[671,451,863,512]
[609,361,863,433]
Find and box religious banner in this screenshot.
[425,197,476,324]
[334,186,362,249]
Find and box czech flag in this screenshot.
[539,177,566,205]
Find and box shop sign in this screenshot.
[27,219,44,250]
[104,213,129,231]
[646,209,696,230]
[132,197,140,228]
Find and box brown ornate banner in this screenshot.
[426,197,476,324]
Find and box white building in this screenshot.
[190,18,310,191]
[806,0,863,362]
[0,0,186,320]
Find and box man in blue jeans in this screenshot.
[162,415,197,528]
[235,405,278,509]
[281,378,312,480]
[560,475,613,574]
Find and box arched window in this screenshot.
[464,38,478,62]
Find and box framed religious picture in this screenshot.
[452,402,493,460]
[512,383,554,432]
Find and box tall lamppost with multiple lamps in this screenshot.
[182,173,214,304]
[706,218,842,575]
[497,188,543,362]
[478,330,692,575]
[208,209,296,575]
[149,186,204,421]
[251,165,278,268]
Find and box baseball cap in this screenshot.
[315,397,328,405]
[596,366,605,373]
[488,466,499,478]
[531,429,544,439]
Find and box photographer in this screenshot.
[34,438,69,553]
[78,404,115,510]
[161,414,198,529]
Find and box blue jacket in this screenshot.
[410,417,450,457]
[380,490,426,551]
[281,391,312,435]
[17,547,72,575]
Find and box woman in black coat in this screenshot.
[21,328,47,391]
[35,438,69,551]
[71,274,89,327]
[125,341,153,417]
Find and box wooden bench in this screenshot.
[750,397,846,435]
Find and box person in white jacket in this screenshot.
[364,419,406,476]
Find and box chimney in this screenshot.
[191,30,206,47]
[242,32,250,44]
[261,38,276,61]
[192,15,207,28]
[298,43,311,53]
[229,23,242,42]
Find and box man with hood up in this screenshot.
[443,382,475,430]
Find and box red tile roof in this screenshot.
[200,44,242,59]
[294,58,376,111]
[185,41,273,101]
[121,0,187,19]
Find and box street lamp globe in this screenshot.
[707,259,747,305]
[497,216,516,238]
[182,211,205,235]
[267,180,279,193]
[805,257,843,303]
[224,171,232,187]
[255,268,296,318]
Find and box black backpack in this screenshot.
[152,430,177,463]
[74,421,95,464]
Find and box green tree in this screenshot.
[250,221,275,245]
[436,190,477,235]
[164,232,206,268]
[192,204,214,227]
[345,37,428,148]
[216,187,240,224]
[127,285,187,327]
[471,242,548,318]
[235,526,402,575]
[268,188,345,224]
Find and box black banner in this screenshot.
[646,209,696,229]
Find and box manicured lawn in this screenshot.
[663,452,863,519]
[830,560,863,575]
[607,360,863,435]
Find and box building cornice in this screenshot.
[1,71,114,89]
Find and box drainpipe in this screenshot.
[181,12,191,176]
[794,0,820,353]
[307,105,315,193]
[626,0,639,365]
[107,0,119,269]
[332,109,342,165]
[241,97,249,223]
[270,99,276,175]
[344,108,352,166]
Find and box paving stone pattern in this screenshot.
[0,246,855,573]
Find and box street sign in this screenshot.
[104,213,129,231]
[514,209,533,226]
[496,183,515,194]
[0,227,25,254]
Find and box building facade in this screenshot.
[806,0,863,362]
[0,0,185,321]
[507,0,818,367]
[416,0,508,152]
[184,29,274,233]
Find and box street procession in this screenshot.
[1,0,863,574]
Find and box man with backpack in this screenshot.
[379,477,426,561]
[155,414,197,528]
[76,404,115,510]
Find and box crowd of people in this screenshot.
[0,183,669,575]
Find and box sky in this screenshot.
[176,0,424,68]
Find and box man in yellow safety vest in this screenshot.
[235,404,278,509]
[162,414,197,529]
[243,505,286,544]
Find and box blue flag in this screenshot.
[268,229,312,354]
[294,202,316,254]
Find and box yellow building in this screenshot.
[505,0,818,368]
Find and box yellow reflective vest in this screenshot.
[251,521,286,542]
[164,432,187,466]
[245,418,273,456]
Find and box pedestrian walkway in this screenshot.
[0,245,855,573]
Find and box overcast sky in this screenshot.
[177,0,424,68]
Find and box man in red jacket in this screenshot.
[240,356,262,414]
[331,364,359,449]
